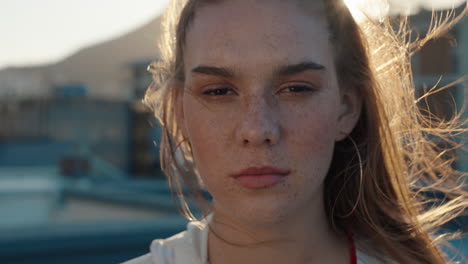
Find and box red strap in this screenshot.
[347,233,357,264]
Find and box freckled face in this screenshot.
[180,0,356,225]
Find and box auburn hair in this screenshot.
[144,0,468,263]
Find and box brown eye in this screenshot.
[280,84,316,94]
[202,87,236,96]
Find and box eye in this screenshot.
[279,84,316,94]
[202,87,236,96]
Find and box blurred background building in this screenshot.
[0,1,466,263]
[0,4,189,263]
[0,15,163,175]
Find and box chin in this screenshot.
[214,193,306,227]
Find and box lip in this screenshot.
[233,166,290,177]
[232,166,290,190]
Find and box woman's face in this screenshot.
[179,0,361,225]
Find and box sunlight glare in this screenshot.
[343,0,390,23]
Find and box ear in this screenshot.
[335,86,362,141]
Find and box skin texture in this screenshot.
[177,0,362,263]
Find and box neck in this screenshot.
[207,196,350,264]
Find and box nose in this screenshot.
[238,96,280,146]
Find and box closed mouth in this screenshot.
[232,166,290,189]
[232,166,290,178]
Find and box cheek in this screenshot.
[282,102,340,176]
[183,99,232,176]
[288,112,337,153]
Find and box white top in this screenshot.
[122,218,389,264]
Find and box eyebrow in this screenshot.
[275,61,325,77]
[190,61,325,79]
[191,65,234,78]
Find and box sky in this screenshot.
[0,0,464,70]
[345,0,465,22]
[388,0,466,14]
[0,0,170,69]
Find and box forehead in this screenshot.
[184,0,333,75]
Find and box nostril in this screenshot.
[265,138,271,144]
[243,139,249,144]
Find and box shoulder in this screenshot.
[357,250,393,264]
[121,253,152,264]
[356,239,398,264]
[121,219,209,264]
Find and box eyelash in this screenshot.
[201,84,316,96]
[279,84,316,94]
[202,87,235,96]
